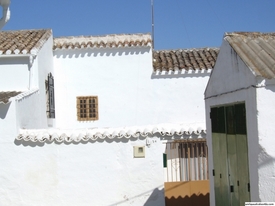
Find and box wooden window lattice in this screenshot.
[77,96,98,121]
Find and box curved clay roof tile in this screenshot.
[165,51,174,71]
[160,51,168,70]
[99,41,105,48]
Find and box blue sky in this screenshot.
[3,0,275,50]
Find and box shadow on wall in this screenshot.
[165,193,209,206]
[144,188,165,206]
[14,135,149,147]
[0,102,11,119]
[54,47,150,59]
[108,187,165,206]
[258,145,275,169]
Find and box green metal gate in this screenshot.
[211,103,250,206]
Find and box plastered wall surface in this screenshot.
[54,47,210,129]
[256,85,275,201]
[205,40,256,99]
[0,43,210,205]
[2,136,166,206]
[0,57,30,91]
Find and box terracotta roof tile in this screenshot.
[153,48,219,71]
[53,33,152,50]
[0,29,52,55]
[0,91,21,104]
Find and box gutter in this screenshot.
[0,54,37,90]
[0,54,36,65]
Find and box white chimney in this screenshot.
[0,0,10,30]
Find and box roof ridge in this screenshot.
[54,32,151,40]
[0,28,51,33]
[154,47,219,52]
[53,33,152,50]
[30,29,52,55]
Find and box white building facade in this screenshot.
[0,29,218,205]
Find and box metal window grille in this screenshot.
[46,73,55,118]
[164,139,208,182]
[77,96,98,121]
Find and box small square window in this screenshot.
[77,96,98,121]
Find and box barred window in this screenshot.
[164,140,208,182]
[77,96,98,121]
[46,73,55,118]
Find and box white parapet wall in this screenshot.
[0,123,207,206]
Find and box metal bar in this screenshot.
[193,142,195,180]
[183,144,187,181]
[170,143,173,182]
[165,139,208,182]
[206,143,209,179]
[201,142,204,180]
[202,142,205,180]
[166,144,168,182]
[177,143,178,181]
[198,142,201,180]
[196,142,199,180]
[187,144,191,181]
[179,143,182,181]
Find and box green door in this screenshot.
[235,104,250,206]
[211,103,250,206]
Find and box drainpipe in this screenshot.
[0,0,11,30]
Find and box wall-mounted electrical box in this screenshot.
[133,146,145,158]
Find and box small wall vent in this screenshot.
[133,146,145,158]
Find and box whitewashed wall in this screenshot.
[10,35,54,131]
[49,46,210,205]
[256,83,275,201]
[0,101,20,204]
[33,34,55,128]
[0,34,64,205]
[0,101,17,141]
[0,56,30,91]
[0,42,211,205]
[2,134,167,206]
[0,34,53,130]
[54,47,210,129]
[16,90,47,129]
[205,40,275,204]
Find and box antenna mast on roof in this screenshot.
[151,0,154,49]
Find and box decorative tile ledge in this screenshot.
[17,123,207,143]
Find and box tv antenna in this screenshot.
[151,0,154,49]
[0,0,11,30]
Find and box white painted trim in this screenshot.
[0,54,36,66]
[15,88,39,102]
